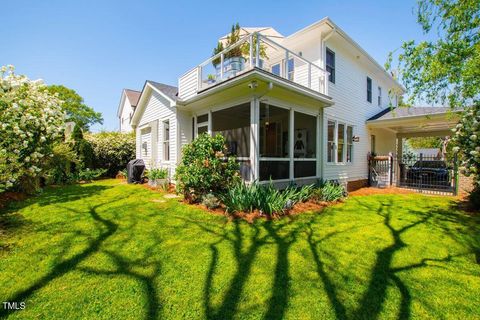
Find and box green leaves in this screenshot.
[393,0,480,108]
[175,134,240,202]
[47,85,103,130]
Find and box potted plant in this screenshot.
[147,168,169,188]
[212,23,246,79]
[207,74,216,84]
[241,34,268,68]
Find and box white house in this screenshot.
[129,17,459,190]
[117,88,141,133]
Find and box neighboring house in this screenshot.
[129,17,459,190]
[117,89,141,132]
[412,148,441,158]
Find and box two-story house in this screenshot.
[129,17,406,190]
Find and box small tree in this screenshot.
[175,134,240,203]
[46,85,103,130]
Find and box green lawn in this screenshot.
[0,180,479,319]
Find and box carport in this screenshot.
[366,107,462,193]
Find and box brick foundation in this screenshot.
[347,179,369,192]
[458,174,475,196]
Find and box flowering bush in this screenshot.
[175,134,240,202]
[0,65,64,192]
[85,131,135,177]
[451,104,480,207]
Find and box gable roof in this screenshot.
[367,107,451,122]
[130,80,178,127]
[117,88,141,117]
[125,89,141,106]
[146,80,178,101]
[286,17,405,93]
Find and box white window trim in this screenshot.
[162,120,170,161]
[326,119,354,165]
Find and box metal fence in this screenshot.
[369,154,458,194]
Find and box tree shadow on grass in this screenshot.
[0,199,118,318]
[305,198,452,320]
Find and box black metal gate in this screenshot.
[398,153,457,194]
[369,154,458,194]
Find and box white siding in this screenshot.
[321,37,399,183]
[119,97,134,133]
[178,68,198,100]
[137,90,177,176]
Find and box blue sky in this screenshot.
[1,0,428,131]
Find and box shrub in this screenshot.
[202,193,221,210]
[72,168,107,182]
[44,144,79,185]
[312,181,346,202]
[0,65,64,193]
[147,168,168,180]
[175,134,240,202]
[219,182,315,216]
[85,131,136,177]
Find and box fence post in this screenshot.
[454,153,459,196]
[419,153,423,191]
[389,153,393,186]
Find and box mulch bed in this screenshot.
[349,187,417,197]
[0,192,27,210]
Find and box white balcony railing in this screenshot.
[178,32,329,100]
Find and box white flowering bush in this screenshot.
[451,104,480,206]
[0,65,64,192]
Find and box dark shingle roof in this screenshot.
[146,80,178,101]
[124,89,141,107]
[368,107,451,121]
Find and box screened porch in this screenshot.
[191,100,322,183]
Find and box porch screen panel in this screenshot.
[259,104,289,158]
[259,103,290,181]
[212,103,250,157]
[294,112,317,178]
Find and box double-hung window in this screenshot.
[326,48,335,83]
[287,58,294,81]
[367,77,372,103]
[163,120,170,161]
[378,86,382,107]
[327,119,354,163]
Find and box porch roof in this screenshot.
[366,107,461,135]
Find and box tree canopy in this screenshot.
[47,85,103,130]
[389,0,480,108]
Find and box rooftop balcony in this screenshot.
[178,32,329,101]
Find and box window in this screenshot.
[326,48,335,83]
[287,58,294,81]
[346,126,353,162]
[367,77,372,103]
[378,86,382,106]
[163,120,170,161]
[271,63,281,76]
[327,120,335,162]
[196,113,208,137]
[327,120,354,163]
[337,123,345,162]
